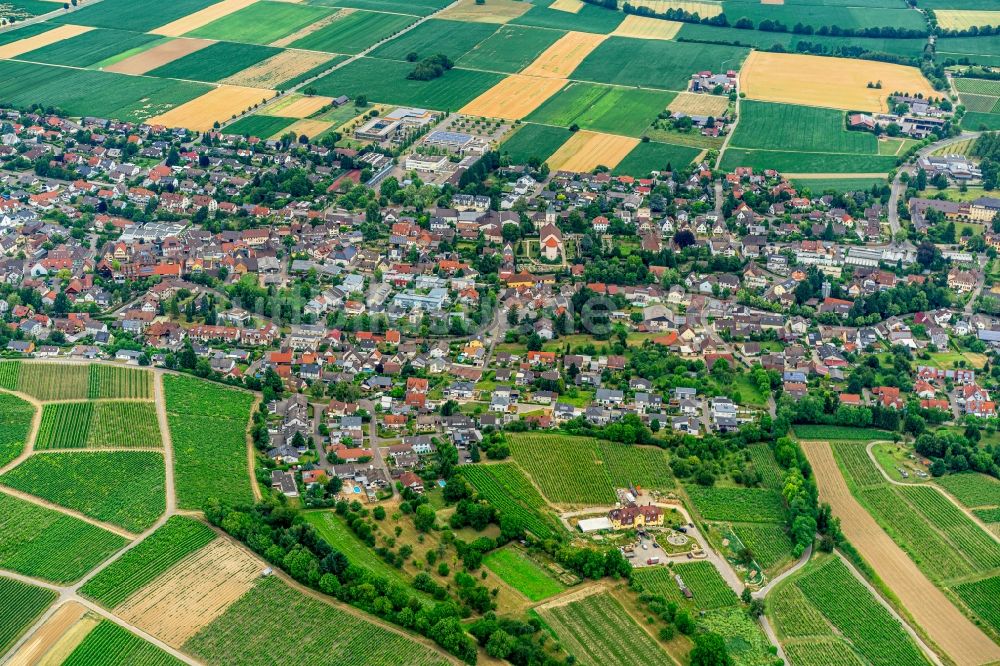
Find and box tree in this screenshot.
[673,229,696,248]
[690,632,732,666]
[485,629,516,659]
[414,504,436,532]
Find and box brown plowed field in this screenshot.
[802,440,1000,666]
[116,538,261,647]
[104,38,215,75]
[8,602,88,666]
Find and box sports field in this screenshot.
[740,51,936,113]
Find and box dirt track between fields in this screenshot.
[802,440,1000,666]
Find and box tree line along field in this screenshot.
[536,591,671,666]
[0,576,57,655]
[0,393,33,468]
[769,555,930,666]
[483,547,565,602]
[35,401,160,450]
[457,463,561,539]
[0,491,127,583]
[0,451,166,533]
[82,516,217,608]
[163,374,256,510]
[183,576,452,666]
[634,562,738,611]
[507,433,674,505]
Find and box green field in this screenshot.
[938,35,1000,64]
[684,485,787,523]
[974,507,1000,523]
[537,591,670,666]
[720,148,898,173]
[500,123,571,165]
[954,575,1000,635]
[0,393,33,468]
[731,101,877,154]
[510,3,624,33]
[302,511,412,586]
[88,365,153,399]
[291,10,417,54]
[731,523,794,571]
[722,0,926,31]
[18,28,159,68]
[571,37,749,92]
[226,114,298,138]
[188,1,333,44]
[483,547,565,601]
[794,425,893,441]
[786,556,930,666]
[0,451,165,533]
[676,22,928,59]
[310,57,503,110]
[309,0,447,15]
[35,401,160,449]
[748,444,784,489]
[457,25,564,73]
[0,576,57,655]
[613,141,701,176]
[634,562,738,610]
[81,516,216,608]
[0,60,210,123]
[596,441,675,490]
[16,362,88,400]
[369,18,495,62]
[698,606,776,666]
[278,54,346,89]
[458,463,560,539]
[0,360,18,389]
[184,576,450,665]
[963,112,1000,132]
[0,492,127,583]
[52,0,221,31]
[163,374,255,510]
[935,473,1000,508]
[527,82,673,137]
[63,620,185,666]
[896,485,1000,572]
[792,177,886,193]
[507,433,615,505]
[148,41,281,83]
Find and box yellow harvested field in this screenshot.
[936,10,1000,30]
[761,0,783,4]
[150,0,258,37]
[223,50,334,91]
[104,37,214,75]
[8,602,88,666]
[277,118,334,139]
[549,0,583,12]
[0,24,91,60]
[546,131,638,173]
[438,0,531,23]
[148,85,275,132]
[626,0,723,17]
[740,51,936,113]
[521,31,606,79]
[460,75,566,120]
[271,8,351,47]
[264,92,334,118]
[116,538,261,648]
[668,91,729,116]
[36,614,100,666]
[612,15,682,40]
